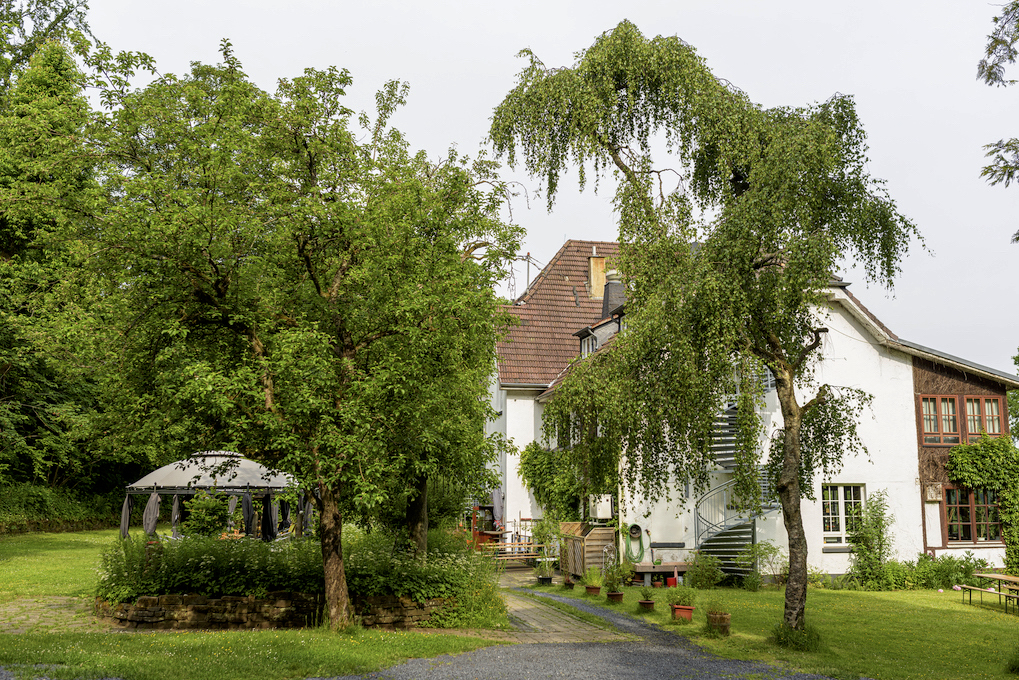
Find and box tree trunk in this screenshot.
[318,483,352,629]
[774,372,808,631]
[406,474,428,557]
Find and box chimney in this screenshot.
[602,269,625,318]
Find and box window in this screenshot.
[580,335,598,357]
[965,397,1002,441]
[821,484,863,544]
[921,396,960,445]
[944,486,1001,543]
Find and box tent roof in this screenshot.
[126,451,295,494]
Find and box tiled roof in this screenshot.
[497,240,619,386]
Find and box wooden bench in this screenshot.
[960,583,1018,611]
[480,542,548,561]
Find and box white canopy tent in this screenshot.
[120,451,310,540]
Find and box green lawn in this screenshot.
[0,529,498,680]
[534,582,1019,680]
[0,528,115,601]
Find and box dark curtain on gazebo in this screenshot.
[171,495,182,538]
[278,500,291,534]
[119,495,134,539]
[242,493,255,535]
[260,492,277,541]
[227,496,238,532]
[142,492,161,535]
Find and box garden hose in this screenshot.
[624,523,644,563]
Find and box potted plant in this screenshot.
[652,573,664,588]
[705,601,731,636]
[583,566,603,595]
[604,570,623,603]
[563,575,575,590]
[534,546,555,585]
[638,585,656,611]
[666,585,696,621]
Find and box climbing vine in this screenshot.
[946,434,1019,574]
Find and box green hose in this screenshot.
[624,524,644,563]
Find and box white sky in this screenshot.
[87,0,1018,374]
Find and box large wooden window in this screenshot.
[921,396,960,445]
[965,397,1003,441]
[944,486,1001,543]
[822,484,863,544]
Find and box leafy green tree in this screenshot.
[0,40,108,490]
[491,21,917,631]
[59,45,518,628]
[978,1,1019,235]
[0,0,91,99]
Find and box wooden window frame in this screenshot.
[964,395,1003,441]
[920,395,960,446]
[942,484,1002,544]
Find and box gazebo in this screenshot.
[120,451,310,540]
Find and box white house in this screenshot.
[488,239,1018,574]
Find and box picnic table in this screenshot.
[963,572,1019,613]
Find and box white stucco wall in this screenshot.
[502,389,543,527]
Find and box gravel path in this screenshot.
[316,589,833,680]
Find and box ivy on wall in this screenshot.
[518,442,583,521]
[946,435,1019,574]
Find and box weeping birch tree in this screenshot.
[491,21,918,632]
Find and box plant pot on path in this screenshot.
[707,612,731,636]
[606,591,624,603]
[670,604,694,621]
[585,586,601,596]
[537,576,553,586]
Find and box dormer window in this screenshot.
[581,335,599,357]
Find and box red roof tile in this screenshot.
[498,240,619,386]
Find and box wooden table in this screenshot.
[972,572,1019,613]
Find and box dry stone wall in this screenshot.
[95,592,449,631]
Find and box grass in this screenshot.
[0,528,115,602]
[534,581,1019,680]
[0,528,500,680]
[0,628,495,680]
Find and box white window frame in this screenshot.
[821,484,864,544]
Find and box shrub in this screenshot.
[0,484,122,534]
[95,535,324,603]
[686,551,723,589]
[771,622,822,652]
[847,489,893,588]
[181,490,230,537]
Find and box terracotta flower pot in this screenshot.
[638,599,655,611]
[585,585,601,595]
[607,591,624,603]
[707,612,731,636]
[670,604,694,621]
[652,581,663,588]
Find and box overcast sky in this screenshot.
[87,1,1018,374]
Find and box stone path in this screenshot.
[0,597,110,634]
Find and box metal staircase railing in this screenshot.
[694,470,780,548]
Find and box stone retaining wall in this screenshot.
[95,592,449,631]
[95,592,324,630]
[351,594,448,630]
